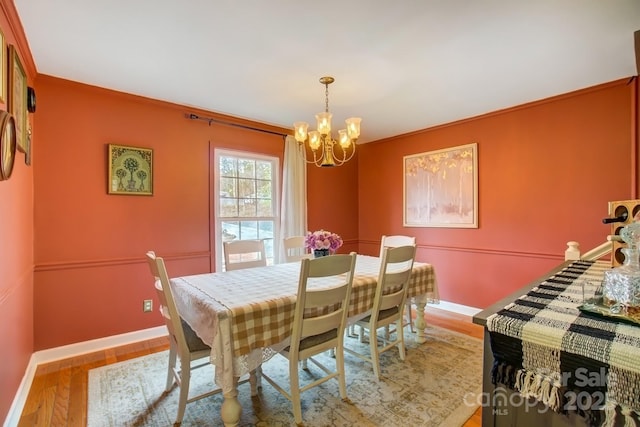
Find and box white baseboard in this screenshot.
[3,355,37,427]
[4,302,480,426]
[427,299,482,317]
[31,326,168,366]
[3,326,167,427]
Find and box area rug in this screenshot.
[88,325,482,427]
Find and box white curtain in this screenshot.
[278,135,308,263]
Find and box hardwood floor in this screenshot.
[17,306,484,426]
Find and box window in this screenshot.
[214,149,279,270]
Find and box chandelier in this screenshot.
[293,76,361,167]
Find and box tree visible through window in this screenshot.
[215,150,279,270]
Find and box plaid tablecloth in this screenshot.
[486,260,640,427]
[171,254,438,392]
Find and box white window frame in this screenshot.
[214,148,280,271]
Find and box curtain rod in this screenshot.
[185,113,288,138]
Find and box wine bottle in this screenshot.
[602,207,628,224]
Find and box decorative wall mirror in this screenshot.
[0,110,16,180]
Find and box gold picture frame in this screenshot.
[0,111,16,180]
[0,28,6,104]
[107,144,153,195]
[403,142,478,228]
[8,45,27,155]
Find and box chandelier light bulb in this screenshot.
[338,130,350,148]
[316,112,332,135]
[345,117,361,140]
[308,131,321,150]
[294,121,309,143]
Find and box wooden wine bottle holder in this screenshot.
[608,199,640,267]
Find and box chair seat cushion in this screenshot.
[358,306,398,324]
[285,328,338,352]
[181,318,210,352]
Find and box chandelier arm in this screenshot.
[304,148,320,165]
[329,142,356,166]
[299,137,356,167]
[300,141,327,167]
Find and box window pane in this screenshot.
[238,159,255,178]
[239,199,257,217]
[220,156,237,177]
[259,221,274,260]
[258,221,273,238]
[238,178,255,199]
[257,199,272,216]
[239,221,259,239]
[221,222,239,241]
[220,198,238,217]
[220,177,237,198]
[256,179,271,199]
[256,161,272,180]
[263,237,274,260]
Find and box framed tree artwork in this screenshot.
[107,144,153,195]
[403,143,478,228]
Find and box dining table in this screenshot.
[170,254,439,426]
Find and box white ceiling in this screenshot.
[13,0,640,143]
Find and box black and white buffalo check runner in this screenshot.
[487,260,640,426]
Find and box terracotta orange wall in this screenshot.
[307,158,359,253]
[0,1,36,422]
[31,74,359,353]
[358,79,638,308]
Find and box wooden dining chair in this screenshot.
[380,234,417,332]
[223,239,267,271]
[345,245,416,380]
[145,251,257,424]
[349,234,417,337]
[260,252,357,425]
[282,236,312,263]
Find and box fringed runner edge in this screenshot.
[514,368,562,413]
[491,362,610,427]
[602,400,640,427]
[491,361,517,390]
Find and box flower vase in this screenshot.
[313,249,330,258]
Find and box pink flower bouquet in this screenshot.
[304,230,343,253]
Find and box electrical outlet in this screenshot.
[143,299,153,312]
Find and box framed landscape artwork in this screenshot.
[107,144,153,195]
[403,143,478,228]
[8,45,27,155]
[0,28,6,104]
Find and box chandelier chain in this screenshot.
[325,83,329,113]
